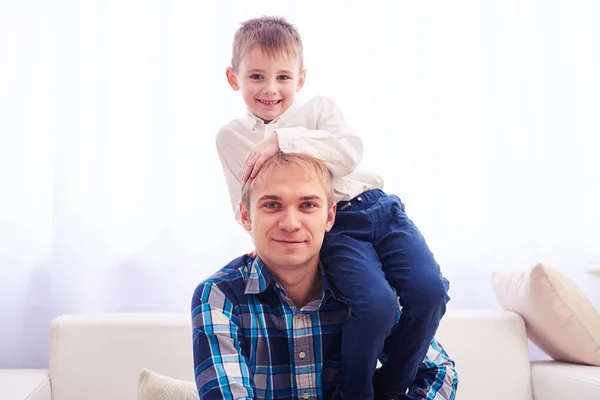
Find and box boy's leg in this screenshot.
[321,201,399,400]
[371,194,450,396]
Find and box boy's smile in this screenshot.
[227,47,306,123]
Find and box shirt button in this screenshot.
[302,393,309,399]
[299,351,306,359]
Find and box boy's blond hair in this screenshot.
[241,153,333,215]
[231,16,304,72]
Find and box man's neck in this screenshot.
[267,261,323,309]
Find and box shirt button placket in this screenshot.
[294,313,311,400]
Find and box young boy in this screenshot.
[216,16,451,400]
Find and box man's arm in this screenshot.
[275,96,364,178]
[408,339,458,400]
[192,282,254,399]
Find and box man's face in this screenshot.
[227,47,306,123]
[240,164,335,272]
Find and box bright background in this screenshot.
[1,0,599,368]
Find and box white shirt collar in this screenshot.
[245,99,302,131]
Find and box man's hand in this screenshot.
[242,133,280,183]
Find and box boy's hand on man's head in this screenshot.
[242,133,280,183]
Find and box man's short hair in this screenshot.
[241,152,334,213]
[231,16,304,72]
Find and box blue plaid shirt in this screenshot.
[192,255,458,400]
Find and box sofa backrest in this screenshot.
[436,309,534,400]
[49,313,193,400]
[48,310,533,400]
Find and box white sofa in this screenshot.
[1,309,599,400]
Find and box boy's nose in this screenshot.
[262,81,278,95]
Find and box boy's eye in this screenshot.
[277,75,291,81]
[249,74,263,80]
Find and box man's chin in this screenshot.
[269,254,312,269]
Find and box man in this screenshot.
[191,153,458,400]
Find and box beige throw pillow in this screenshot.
[138,369,199,400]
[492,263,600,366]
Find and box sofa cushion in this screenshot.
[0,369,51,400]
[531,361,600,400]
[138,369,199,400]
[492,263,600,366]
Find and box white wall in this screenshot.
[0,0,598,368]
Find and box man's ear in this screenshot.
[296,69,307,92]
[240,201,252,232]
[325,203,336,232]
[226,67,240,91]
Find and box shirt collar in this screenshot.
[243,257,276,295]
[243,256,340,303]
[244,99,302,131]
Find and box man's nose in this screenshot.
[278,209,301,232]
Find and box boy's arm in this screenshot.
[192,282,254,399]
[408,339,458,400]
[216,129,245,226]
[275,96,363,178]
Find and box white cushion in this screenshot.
[531,361,600,400]
[0,369,51,400]
[492,263,600,366]
[138,369,199,400]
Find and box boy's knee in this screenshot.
[354,288,399,327]
[408,275,449,310]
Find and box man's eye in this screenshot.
[249,74,262,80]
[301,202,317,209]
[264,202,279,209]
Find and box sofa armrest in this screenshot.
[0,369,51,400]
[531,361,600,400]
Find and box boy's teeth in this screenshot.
[260,100,279,105]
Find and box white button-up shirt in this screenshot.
[216,96,384,226]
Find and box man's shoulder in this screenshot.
[191,254,250,306]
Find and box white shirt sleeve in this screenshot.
[275,97,363,178]
[216,126,246,227]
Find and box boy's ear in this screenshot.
[296,69,307,92]
[226,67,240,91]
[240,201,252,232]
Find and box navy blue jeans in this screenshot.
[321,189,450,400]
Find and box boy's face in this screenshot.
[227,47,306,122]
[240,164,335,273]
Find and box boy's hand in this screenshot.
[247,249,257,259]
[242,133,280,183]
